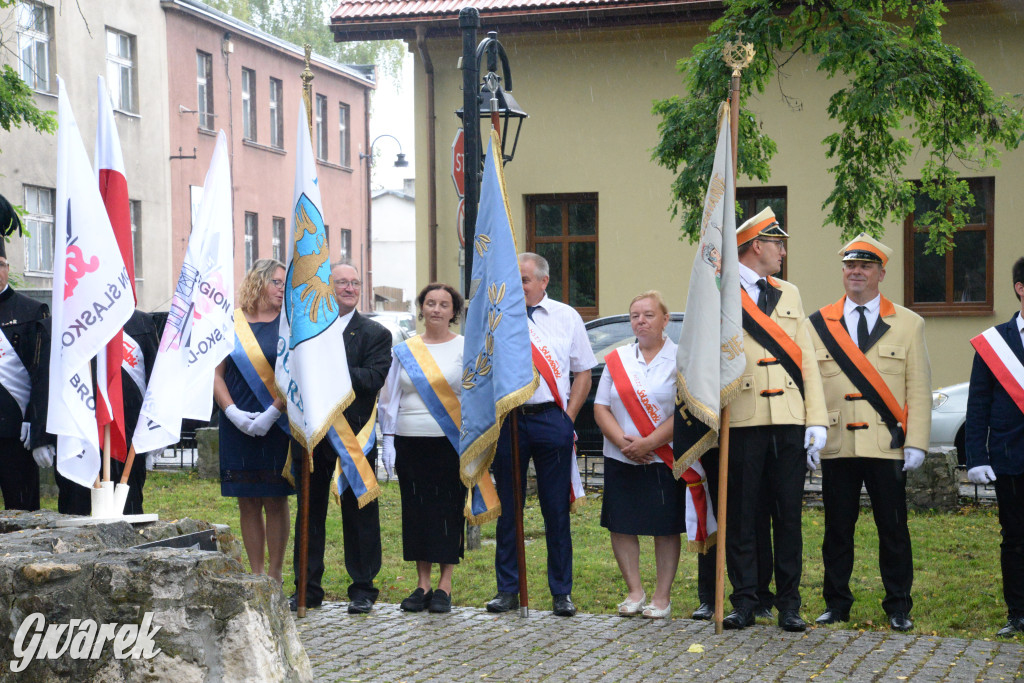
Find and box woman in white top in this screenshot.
[379,283,466,614]
[594,291,682,619]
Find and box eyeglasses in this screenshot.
[335,279,361,289]
[0,261,9,269]
[270,279,285,288]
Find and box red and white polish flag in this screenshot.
[48,77,135,488]
[94,76,134,462]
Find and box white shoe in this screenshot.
[642,601,671,619]
[617,591,646,616]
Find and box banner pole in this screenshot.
[509,409,529,617]
[119,445,136,485]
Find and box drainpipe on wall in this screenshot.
[221,33,236,260]
[364,85,373,311]
[415,25,438,284]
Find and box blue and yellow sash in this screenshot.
[232,310,289,435]
[329,404,380,509]
[394,336,501,525]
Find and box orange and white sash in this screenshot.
[528,325,586,511]
[971,326,1024,416]
[121,331,146,394]
[605,347,716,551]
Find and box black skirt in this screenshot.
[395,435,467,564]
[600,457,686,536]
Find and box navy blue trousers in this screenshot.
[493,407,575,595]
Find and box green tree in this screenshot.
[652,0,1024,254]
[207,0,404,79]
[0,0,57,153]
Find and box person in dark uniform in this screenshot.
[291,261,391,614]
[0,196,51,511]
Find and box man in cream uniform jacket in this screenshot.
[804,233,930,632]
[721,207,828,632]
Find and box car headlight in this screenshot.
[932,391,948,409]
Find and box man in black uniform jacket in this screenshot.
[291,261,391,614]
[0,197,51,510]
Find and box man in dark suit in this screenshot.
[291,261,391,614]
[966,256,1024,638]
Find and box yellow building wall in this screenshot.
[411,3,1024,388]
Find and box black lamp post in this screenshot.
[360,133,409,310]
[457,9,527,295]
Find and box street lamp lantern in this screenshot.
[360,133,409,168]
[456,72,528,165]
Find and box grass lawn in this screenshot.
[44,469,1013,640]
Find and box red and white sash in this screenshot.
[528,325,586,510]
[0,327,30,418]
[606,347,717,551]
[971,326,1024,416]
[121,331,147,394]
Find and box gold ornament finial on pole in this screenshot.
[722,32,755,77]
[302,44,315,140]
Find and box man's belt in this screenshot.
[519,401,559,415]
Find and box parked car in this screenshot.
[369,315,412,347]
[574,313,685,458]
[931,381,969,466]
[367,311,416,337]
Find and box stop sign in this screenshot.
[451,128,465,198]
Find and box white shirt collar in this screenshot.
[339,308,356,331]
[844,294,881,318]
[1016,311,1024,336]
[528,294,551,313]
[0,284,8,296]
[738,262,763,288]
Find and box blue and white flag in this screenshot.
[275,103,354,453]
[459,130,538,488]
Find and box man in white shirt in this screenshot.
[485,252,597,617]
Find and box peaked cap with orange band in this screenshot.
[839,232,892,267]
[736,207,789,246]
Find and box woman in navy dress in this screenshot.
[213,259,292,582]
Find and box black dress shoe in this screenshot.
[997,617,1024,637]
[400,587,433,612]
[428,589,452,613]
[722,608,754,630]
[348,596,374,614]
[754,606,773,620]
[889,612,913,631]
[778,609,807,632]
[485,591,519,613]
[552,594,576,617]
[814,608,850,625]
[691,603,714,620]
[288,594,322,612]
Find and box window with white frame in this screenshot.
[244,212,258,272]
[197,51,214,130]
[269,77,283,149]
[24,185,55,273]
[338,103,350,167]
[272,216,285,263]
[17,1,53,92]
[241,67,256,141]
[105,29,136,113]
[340,229,351,261]
[129,199,142,279]
[315,94,328,160]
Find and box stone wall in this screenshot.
[906,447,960,512]
[0,511,310,682]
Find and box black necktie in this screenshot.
[755,279,769,314]
[856,305,870,352]
[527,305,539,322]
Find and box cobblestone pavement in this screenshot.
[295,602,1024,682]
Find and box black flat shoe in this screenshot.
[552,594,576,617]
[754,606,773,620]
[722,608,754,630]
[400,587,433,612]
[814,608,850,625]
[691,603,714,620]
[486,591,519,613]
[997,617,1024,637]
[778,609,807,632]
[888,612,913,632]
[429,589,452,613]
[348,596,374,614]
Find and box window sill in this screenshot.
[115,109,140,119]
[197,127,217,137]
[242,139,286,156]
[33,89,57,99]
[316,159,353,173]
[909,304,993,317]
[23,270,54,278]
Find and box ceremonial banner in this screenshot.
[49,77,135,488]
[459,130,538,491]
[275,103,354,453]
[132,132,234,453]
[673,102,745,476]
[95,75,132,461]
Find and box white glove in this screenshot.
[32,445,55,468]
[382,434,396,478]
[967,465,997,485]
[247,406,282,437]
[20,422,31,449]
[902,447,926,471]
[804,425,827,471]
[224,405,261,433]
